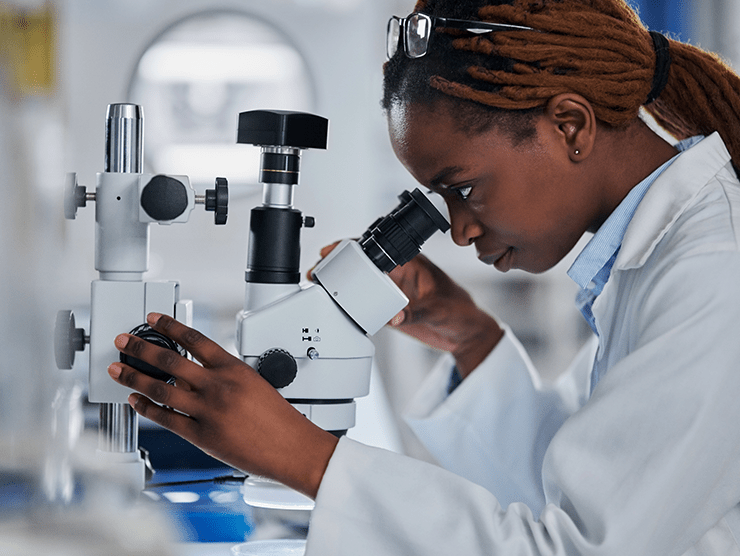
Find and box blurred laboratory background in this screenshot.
[1,0,738,553]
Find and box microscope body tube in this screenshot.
[238,170,375,431]
[90,104,146,484]
[237,284,377,432]
[89,104,192,490]
[237,242,407,430]
[97,104,148,281]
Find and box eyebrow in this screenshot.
[429,165,465,189]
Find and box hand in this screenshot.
[107,313,338,499]
[387,254,503,378]
[314,242,503,378]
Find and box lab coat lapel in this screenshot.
[616,132,732,271]
[590,132,732,388]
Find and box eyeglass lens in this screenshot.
[387,14,432,59]
[387,17,401,59]
[406,14,430,58]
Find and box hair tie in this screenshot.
[645,31,671,104]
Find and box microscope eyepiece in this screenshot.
[359,189,450,273]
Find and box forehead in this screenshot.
[387,100,497,186]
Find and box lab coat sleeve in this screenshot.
[402,325,595,514]
[306,251,740,555]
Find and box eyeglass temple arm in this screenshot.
[434,17,534,33]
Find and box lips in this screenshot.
[479,247,514,272]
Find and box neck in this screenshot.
[587,118,678,232]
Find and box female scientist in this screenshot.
[107,0,740,554]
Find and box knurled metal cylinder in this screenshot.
[105,103,143,173]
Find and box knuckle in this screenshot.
[155,348,179,371]
[127,337,147,357]
[148,381,171,405]
[117,367,138,388]
[158,315,176,335]
[136,398,170,429]
[155,410,174,430]
[205,378,238,406]
[181,327,207,348]
[132,395,148,416]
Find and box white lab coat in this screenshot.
[306,132,740,555]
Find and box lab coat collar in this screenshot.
[615,132,733,271]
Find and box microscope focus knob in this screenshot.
[140,175,189,221]
[257,348,298,389]
[119,324,186,383]
[64,172,91,220]
[205,177,229,225]
[54,310,88,370]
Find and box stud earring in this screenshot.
[574,149,581,156]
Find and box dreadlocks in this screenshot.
[383,0,740,165]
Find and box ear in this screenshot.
[543,93,597,162]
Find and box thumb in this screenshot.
[319,241,341,258]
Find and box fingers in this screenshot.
[108,361,198,417]
[319,240,341,258]
[389,310,405,327]
[127,392,198,441]
[114,331,205,389]
[145,313,236,368]
[306,241,342,281]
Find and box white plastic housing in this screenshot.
[238,283,375,431]
[89,280,191,403]
[95,172,149,281]
[238,240,411,431]
[94,172,196,281]
[311,240,408,335]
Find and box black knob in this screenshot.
[205,177,228,225]
[119,324,186,383]
[237,110,329,150]
[54,310,87,370]
[257,348,298,389]
[140,175,189,221]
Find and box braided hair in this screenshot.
[383,0,740,164]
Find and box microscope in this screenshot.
[236,109,449,435]
[56,106,448,498]
[234,109,449,510]
[55,103,228,489]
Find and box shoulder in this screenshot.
[619,134,740,271]
[660,164,740,261]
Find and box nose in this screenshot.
[448,204,483,247]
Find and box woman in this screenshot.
[108,0,740,554]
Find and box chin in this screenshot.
[512,254,559,275]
